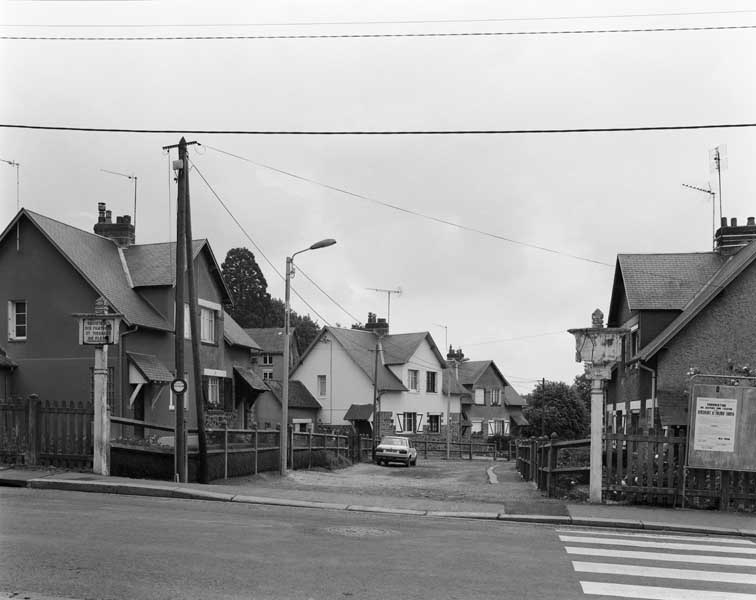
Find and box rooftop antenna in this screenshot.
[709,145,727,223]
[0,158,20,210]
[101,168,138,233]
[366,286,401,325]
[682,183,716,250]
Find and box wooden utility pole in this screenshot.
[371,337,383,461]
[183,142,208,484]
[173,139,188,483]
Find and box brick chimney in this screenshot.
[363,312,389,336]
[93,202,135,247]
[714,216,756,256]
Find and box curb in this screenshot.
[4,476,754,538]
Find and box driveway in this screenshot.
[218,458,569,515]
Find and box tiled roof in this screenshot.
[224,313,260,349]
[266,380,321,409]
[617,253,724,311]
[344,404,373,421]
[124,241,205,287]
[126,352,174,382]
[442,367,469,396]
[20,211,171,331]
[503,386,526,407]
[455,361,492,386]
[509,408,529,425]
[244,328,286,353]
[233,366,268,392]
[322,328,406,392]
[640,241,756,361]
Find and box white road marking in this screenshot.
[560,534,756,554]
[573,561,756,585]
[580,581,756,599]
[557,529,755,545]
[565,546,756,567]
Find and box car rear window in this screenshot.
[381,437,408,446]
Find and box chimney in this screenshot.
[363,313,389,336]
[715,216,756,256]
[93,202,136,247]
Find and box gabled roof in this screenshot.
[4,210,171,331]
[454,360,525,406]
[640,241,756,361]
[126,352,174,382]
[243,328,287,353]
[123,240,204,287]
[233,366,268,392]
[266,379,321,409]
[381,332,446,366]
[442,367,469,396]
[344,404,373,421]
[615,253,724,312]
[224,313,260,349]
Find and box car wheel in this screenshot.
[410,457,417,466]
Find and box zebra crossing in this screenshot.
[558,528,756,599]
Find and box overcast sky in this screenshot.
[2,1,755,394]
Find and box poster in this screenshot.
[693,397,737,453]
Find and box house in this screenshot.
[243,327,300,383]
[291,314,466,437]
[0,204,263,434]
[448,349,528,438]
[606,216,756,433]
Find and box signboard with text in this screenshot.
[79,317,120,345]
[688,384,756,472]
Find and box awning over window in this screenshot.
[127,352,173,383]
[344,404,373,421]
[509,409,529,426]
[234,366,269,392]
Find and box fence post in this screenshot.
[547,439,557,497]
[289,425,294,470]
[25,394,40,466]
[424,438,428,460]
[720,470,731,511]
[253,426,258,475]
[308,430,313,469]
[223,422,228,480]
[469,441,473,460]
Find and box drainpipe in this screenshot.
[638,363,656,433]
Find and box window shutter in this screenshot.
[224,377,234,411]
[488,421,495,436]
[415,413,424,433]
[395,413,404,432]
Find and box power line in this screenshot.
[3,122,756,135]
[464,331,566,346]
[6,9,756,28]
[3,24,756,40]
[187,157,332,326]
[295,265,362,325]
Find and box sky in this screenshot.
[1,1,755,395]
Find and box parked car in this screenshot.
[375,435,417,467]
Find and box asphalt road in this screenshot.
[0,487,575,600]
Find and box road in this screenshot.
[1,488,755,600]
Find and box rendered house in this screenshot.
[292,315,465,437]
[606,216,756,432]
[450,354,528,438]
[243,327,300,383]
[0,205,262,433]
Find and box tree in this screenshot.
[268,297,321,353]
[572,372,591,416]
[521,380,588,440]
[221,248,273,327]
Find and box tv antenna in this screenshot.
[366,287,401,325]
[709,145,727,222]
[101,168,138,232]
[682,183,716,250]
[0,158,20,210]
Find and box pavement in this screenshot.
[1,462,754,538]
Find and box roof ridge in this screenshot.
[24,209,120,245]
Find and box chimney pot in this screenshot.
[721,217,728,227]
[731,217,738,227]
[105,210,112,223]
[123,215,131,225]
[748,217,755,226]
[116,216,123,224]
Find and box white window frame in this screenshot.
[402,411,420,433]
[426,371,437,393]
[471,419,483,434]
[262,353,274,366]
[474,389,484,405]
[8,300,27,341]
[200,307,215,343]
[262,369,273,381]
[408,369,419,391]
[207,376,220,408]
[317,374,327,397]
[427,413,441,433]
[491,389,501,406]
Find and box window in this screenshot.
[428,414,440,433]
[631,327,640,357]
[408,369,419,391]
[200,307,215,343]
[262,353,274,366]
[470,419,483,434]
[8,300,27,340]
[401,412,419,433]
[317,375,327,397]
[474,389,484,405]
[484,389,492,405]
[491,389,501,406]
[262,369,273,381]
[487,419,510,436]
[183,304,191,340]
[207,377,220,408]
[426,371,437,393]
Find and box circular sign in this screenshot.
[171,378,188,394]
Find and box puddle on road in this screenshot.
[325,526,397,538]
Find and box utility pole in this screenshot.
[371,335,383,461]
[366,287,401,324]
[1,159,20,210]
[541,377,546,436]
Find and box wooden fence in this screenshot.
[357,435,497,462]
[0,395,93,469]
[516,433,756,511]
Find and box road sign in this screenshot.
[79,317,120,345]
[171,378,187,394]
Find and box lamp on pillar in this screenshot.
[568,309,627,503]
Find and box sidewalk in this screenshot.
[1,464,754,537]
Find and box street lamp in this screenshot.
[281,238,336,475]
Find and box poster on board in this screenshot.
[692,397,737,452]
